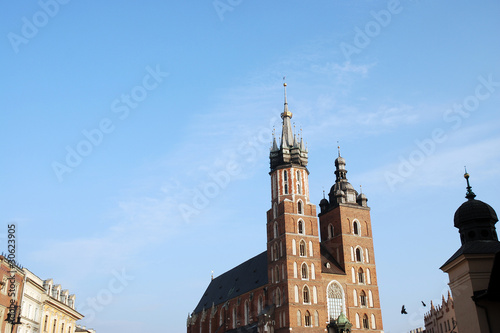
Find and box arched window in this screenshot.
[298,201,303,214]
[353,289,358,306]
[311,263,315,279]
[314,311,319,327]
[282,263,285,280]
[355,248,362,262]
[313,286,318,304]
[327,281,344,321]
[328,224,334,238]
[232,308,237,328]
[369,290,374,307]
[274,222,278,239]
[276,288,281,306]
[309,241,313,257]
[244,301,249,325]
[284,183,288,194]
[297,310,301,326]
[301,263,308,279]
[365,248,370,263]
[275,266,280,283]
[355,313,360,328]
[351,267,356,283]
[280,241,283,257]
[293,262,298,278]
[371,314,376,329]
[353,220,360,235]
[298,220,304,234]
[360,290,367,307]
[358,268,364,284]
[273,202,278,218]
[366,268,371,284]
[299,240,306,257]
[294,285,299,303]
[304,311,311,327]
[292,239,297,255]
[303,286,310,303]
[297,183,301,194]
[284,170,288,194]
[363,314,369,329]
[258,296,263,314]
[296,170,301,182]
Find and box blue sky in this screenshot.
[1,1,500,332]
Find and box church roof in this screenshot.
[320,243,345,275]
[193,251,268,314]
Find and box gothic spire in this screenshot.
[281,82,294,148]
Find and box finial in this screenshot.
[337,141,341,157]
[464,166,476,200]
[323,188,326,199]
[360,185,362,194]
[211,270,214,280]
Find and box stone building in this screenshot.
[440,172,500,333]
[187,84,384,333]
[423,292,457,333]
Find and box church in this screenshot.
[187,84,384,333]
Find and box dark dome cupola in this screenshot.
[454,171,498,245]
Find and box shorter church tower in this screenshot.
[318,150,384,331]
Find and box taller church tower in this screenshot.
[266,83,325,331]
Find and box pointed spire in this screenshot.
[281,81,293,147]
[464,166,476,200]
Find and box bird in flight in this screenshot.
[422,301,426,307]
[401,305,407,314]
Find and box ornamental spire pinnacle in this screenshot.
[464,166,476,200]
[280,80,293,148]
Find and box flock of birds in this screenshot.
[401,301,426,315]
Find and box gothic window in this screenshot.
[297,171,302,194]
[311,263,315,279]
[258,296,263,314]
[358,268,365,284]
[314,311,319,327]
[353,289,358,306]
[296,170,301,182]
[294,262,298,278]
[365,248,370,263]
[371,314,376,329]
[294,285,299,302]
[303,286,310,303]
[232,308,237,328]
[299,240,306,257]
[363,314,369,329]
[297,183,301,194]
[280,241,283,257]
[274,222,278,239]
[275,266,280,283]
[273,203,278,219]
[328,224,334,238]
[301,263,308,279]
[369,290,374,307]
[292,239,297,255]
[297,310,301,326]
[351,267,356,283]
[327,281,344,321]
[284,171,288,194]
[355,313,360,328]
[355,248,362,262]
[282,263,285,280]
[297,201,303,214]
[309,241,313,257]
[298,220,304,234]
[276,289,281,307]
[304,311,311,327]
[313,286,318,303]
[360,290,367,307]
[274,243,278,261]
[366,268,371,284]
[353,220,360,235]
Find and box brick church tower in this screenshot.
[187,83,384,333]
